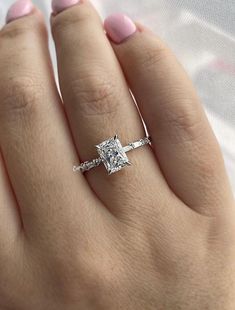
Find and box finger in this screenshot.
[104,14,234,216]
[0,5,99,239]
[51,1,170,217]
[0,152,21,249]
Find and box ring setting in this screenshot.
[73,135,151,175]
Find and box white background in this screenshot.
[1,0,235,193]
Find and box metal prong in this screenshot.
[114,134,118,140]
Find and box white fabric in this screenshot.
[1,0,235,193]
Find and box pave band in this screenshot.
[73,136,151,175]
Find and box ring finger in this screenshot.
[51,0,170,216]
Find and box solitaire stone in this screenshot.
[96,135,130,174]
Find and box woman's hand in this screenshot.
[0,0,234,309]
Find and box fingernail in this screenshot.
[104,13,137,44]
[52,0,80,14]
[6,0,34,24]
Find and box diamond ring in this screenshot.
[73,135,151,175]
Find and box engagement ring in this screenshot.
[73,135,151,175]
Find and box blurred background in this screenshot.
[1,0,235,193]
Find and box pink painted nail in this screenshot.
[104,13,137,44]
[6,0,34,23]
[52,0,80,14]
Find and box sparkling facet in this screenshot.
[96,136,130,174]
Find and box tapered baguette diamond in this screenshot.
[96,135,131,174]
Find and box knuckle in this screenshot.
[170,110,201,142]
[161,98,204,143]
[0,17,45,41]
[86,254,126,302]
[198,159,218,183]
[0,76,44,118]
[140,43,170,70]
[0,24,26,40]
[48,255,96,303]
[47,242,125,304]
[70,73,118,116]
[196,144,224,181]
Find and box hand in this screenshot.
[0,0,234,309]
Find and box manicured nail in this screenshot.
[104,13,137,44]
[6,0,34,23]
[52,0,80,14]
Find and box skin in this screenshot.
[0,1,234,309]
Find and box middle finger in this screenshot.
[0,6,96,238]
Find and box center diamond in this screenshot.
[96,135,131,175]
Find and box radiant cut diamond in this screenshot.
[96,135,131,175]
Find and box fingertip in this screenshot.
[104,13,137,44]
[6,0,34,24]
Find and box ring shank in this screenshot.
[123,137,151,153]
